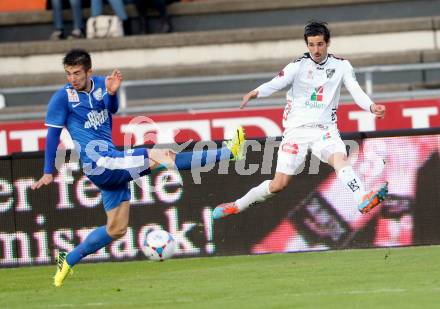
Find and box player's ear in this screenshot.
[327,39,331,47]
[86,68,93,78]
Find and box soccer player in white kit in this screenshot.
[213,21,389,219]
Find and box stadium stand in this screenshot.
[0,0,439,118]
[1,0,440,41]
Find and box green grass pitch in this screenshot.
[1,245,440,309]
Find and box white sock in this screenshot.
[336,166,367,203]
[235,180,275,211]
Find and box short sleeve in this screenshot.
[45,89,69,128]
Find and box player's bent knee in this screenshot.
[165,149,176,161]
[107,225,127,239]
[269,181,288,193]
[149,148,176,168]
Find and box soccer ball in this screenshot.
[142,229,176,261]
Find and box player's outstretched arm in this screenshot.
[105,69,122,95]
[31,174,53,190]
[240,90,258,109]
[31,126,62,190]
[241,62,297,109]
[370,103,386,119]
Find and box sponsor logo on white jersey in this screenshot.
[305,86,325,109]
[93,88,103,101]
[66,89,80,103]
[305,101,325,109]
[84,109,109,130]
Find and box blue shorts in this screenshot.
[86,148,151,212]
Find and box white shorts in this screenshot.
[276,124,347,175]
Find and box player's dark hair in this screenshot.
[304,21,331,43]
[63,49,92,71]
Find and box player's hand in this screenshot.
[105,69,123,95]
[31,174,54,190]
[240,90,258,109]
[371,103,386,119]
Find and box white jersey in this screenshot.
[256,53,374,128]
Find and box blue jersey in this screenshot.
[45,76,118,164]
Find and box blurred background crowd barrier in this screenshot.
[0,0,440,117]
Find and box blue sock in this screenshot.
[66,226,113,266]
[174,147,232,170]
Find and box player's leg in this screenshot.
[327,152,388,213]
[66,201,129,263]
[316,130,388,214]
[106,200,130,238]
[147,147,232,171]
[213,172,293,219]
[65,195,130,266]
[148,126,246,171]
[213,137,307,219]
[328,152,367,202]
[54,186,130,287]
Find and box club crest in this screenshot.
[93,88,103,101]
[326,69,335,79]
[66,89,79,102]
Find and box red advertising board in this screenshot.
[0,99,439,155]
[0,132,439,266]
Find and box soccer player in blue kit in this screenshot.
[31,49,245,287]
